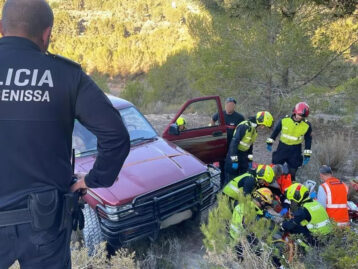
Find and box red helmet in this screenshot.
[293,102,309,117]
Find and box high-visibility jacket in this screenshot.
[230,201,263,240]
[321,177,349,226]
[223,172,254,200]
[301,200,332,235]
[233,121,258,152]
[280,116,309,146]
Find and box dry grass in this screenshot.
[297,132,354,183]
[137,237,183,269]
[313,132,352,173]
[9,242,136,269]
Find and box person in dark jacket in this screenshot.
[211,97,245,187]
[0,1,130,268]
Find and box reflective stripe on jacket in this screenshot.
[321,177,349,226]
[223,172,253,200]
[301,200,332,235]
[233,121,257,152]
[280,117,309,146]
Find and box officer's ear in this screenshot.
[41,26,52,52]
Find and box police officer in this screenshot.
[211,97,245,187]
[266,102,312,181]
[226,111,274,181]
[0,1,130,268]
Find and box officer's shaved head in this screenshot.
[1,0,53,39]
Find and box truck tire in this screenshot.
[82,204,103,254]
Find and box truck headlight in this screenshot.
[105,204,134,221]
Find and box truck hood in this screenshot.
[76,138,208,206]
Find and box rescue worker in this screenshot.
[226,111,274,180]
[223,164,275,210]
[282,183,332,245]
[317,165,349,227]
[0,1,130,268]
[211,97,245,187]
[266,102,312,181]
[176,116,186,131]
[269,163,292,216]
[230,188,276,261]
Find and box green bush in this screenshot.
[305,226,358,269]
[201,194,279,268]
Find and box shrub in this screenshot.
[313,132,352,173]
[201,194,280,268]
[304,226,358,269]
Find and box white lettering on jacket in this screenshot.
[0,89,50,102]
[4,68,53,88]
[0,68,53,103]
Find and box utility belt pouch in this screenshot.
[59,192,76,231]
[28,189,61,231]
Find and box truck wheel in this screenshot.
[82,204,103,254]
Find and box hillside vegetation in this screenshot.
[0,0,357,120]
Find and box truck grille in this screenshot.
[97,171,217,246]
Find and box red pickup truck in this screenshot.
[73,95,228,250]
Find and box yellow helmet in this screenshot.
[256,164,275,184]
[285,183,309,203]
[176,117,186,126]
[253,187,273,205]
[256,111,274,128]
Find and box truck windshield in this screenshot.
[73,106,157,155]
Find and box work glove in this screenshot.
[232,163,239,170]
[310,191,317,199]
[303,156,310,166]
[231,156,239,170]
[266,138,274,152]
[264,211,273,219]
[279,208,288,216]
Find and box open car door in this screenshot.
[162,96,227,164]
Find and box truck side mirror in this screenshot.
[169,123,180,135]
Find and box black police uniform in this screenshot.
[212,111,245,187]
[0,37,130,269]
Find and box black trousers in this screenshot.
[225,151,249,179]
[0,223,72,269]
[272,142,303,181]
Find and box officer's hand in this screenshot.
[303,156,310,166]
[232,163,239,170]
[71,172,88,193]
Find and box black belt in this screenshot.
[0,208,32,227]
